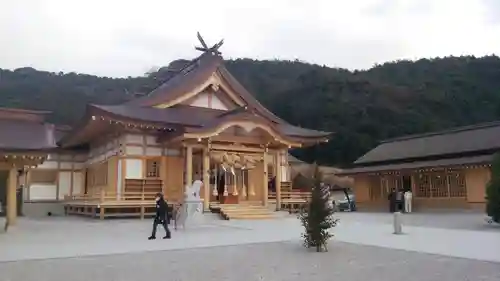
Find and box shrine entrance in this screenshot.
[192,150,263,205]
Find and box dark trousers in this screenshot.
[389,200,396,213]
[151,217,171,238]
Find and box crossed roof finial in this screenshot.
[195,32,224,55]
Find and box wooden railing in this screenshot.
[268,191,311,213]
[64,191,158,203]
[63,191,161,219]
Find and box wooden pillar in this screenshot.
[263,147,269,207]
[7,167,18,226]
[160,156,167,195]
[275,150,282,211]
[186,146,193,187]
[202,146,210,211]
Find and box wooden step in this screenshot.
[218,202,275,220]
[226,214,275,220]
[222,209,272,215]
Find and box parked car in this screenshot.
[331,190,356,212]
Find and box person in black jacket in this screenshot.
[388,188,396,213]
[148,192,171,240]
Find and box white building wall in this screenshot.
[211,95,228,110]
[187,91,229,110]
[29,184,57,201]
[58,171,72,199]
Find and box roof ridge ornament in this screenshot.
[195,32,224,55]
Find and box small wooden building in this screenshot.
[340,122,499,211]
[0,108,56,226]
[1,37,331,221]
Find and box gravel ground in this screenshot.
[2,241,499,281]
[333,212,499,231]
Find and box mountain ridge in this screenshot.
[1,55,500,166]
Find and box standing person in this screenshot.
[148,193,171,240]
[387,188,396,213]
[404,190,413,213]
[395,189,404,212]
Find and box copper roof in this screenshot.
[89,104,330,140]
[127,52,223,107]
[126,52,287,124]
[58,48,332,147]
[355,121,500,165]
[91,104,223,127]
[0,119,57,151]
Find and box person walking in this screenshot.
[148,192,171,240]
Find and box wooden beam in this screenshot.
[7,167,18,226]
[202,147,210,211]
[263,148,268,207]
[186,146,193,186]
[56,155,61,200]
[275,151,282,211]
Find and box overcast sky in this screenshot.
[1,0,499,77]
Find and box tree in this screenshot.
[486,153,500,223]
[297,164,338,252]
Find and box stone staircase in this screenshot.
[210,201,276,220]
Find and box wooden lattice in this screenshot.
[145,158,160,178]
[448,171,466,197]
[416,174,431,198]
[430,172,448,197]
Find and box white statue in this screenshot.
[178,180,203,230]
[189,180,202,200]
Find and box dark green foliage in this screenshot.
[2,56,500,166]
[486,153,500,223]
[298,165,338,252]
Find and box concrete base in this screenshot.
[22,202,65,218]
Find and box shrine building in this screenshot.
[340,122,497,211]
[0,36,330,224]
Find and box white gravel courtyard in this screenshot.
[1,212,499,280]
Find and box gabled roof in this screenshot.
[127,52,222,107]
[0,119,57,151]
[288,154,305,164]
[59,43,332,147]
[126,52,285,124]
[340,154,492,176]
[58,101,332,148]
[354,121,500,165]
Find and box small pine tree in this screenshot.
[486,153,500,223]
[298,164,338,252]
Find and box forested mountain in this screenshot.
[1,55,500,167]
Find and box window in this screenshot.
[415,170,466,198]
[430,173,448,197]
[416,174,431,198]
[448,171,466,197]
[146,158,160,178]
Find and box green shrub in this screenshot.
[297,164,338,252]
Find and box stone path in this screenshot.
[1,241,499,281]
[1,212,500,263]
[1,212,499,280]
